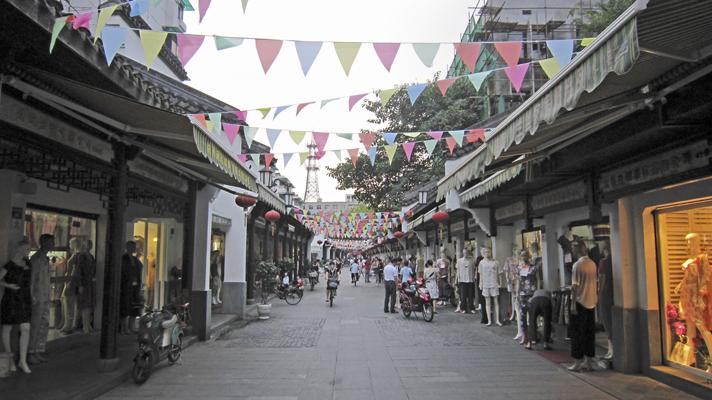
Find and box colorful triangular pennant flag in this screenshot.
[299,152,309,165]
[264,153,274,167]
[539,57,561,79]
[384,144,398,165]
[295,41,322,76]
[359,132,375,150]
[273,105,290,119]
[282,152,293,168]
[50,17,68,54]
[347,148,359,167]
[494,41,522,68]
[296,102,313,116]
[402,141,415,161]
[289,130,305,145]
[504,63,530,93]
[94,5,118,44]
[449,130,465,146]
[383,132,398,145]
[243,126,257,148]
[337,133,352,141]
[428,131,443,141]
[334,42,361,76]
[266,128,281,148]
[373,43,400,72]
[214,36,244,50]
[581,37,595,47]
[257,108,271,118]
[100,26,128,65]
[453,43,481,73]
[198,0,211,22]
[313,132,329,153]
[139,30,168,70]
[177,34,205,67]
[436,78,457,96]
[348,94,367,111]
[467,70,491,91]
[367,147,377,166]
[255,39,283,73]
[424,139,437,155]
[320,98,338,109]
[445,137,457,154]
[406,83,428,105]
[546,39,574,69]
[378,88,397,106]
[207,113,221,135]
[222,123,240,145]
[412,43,440,68]
[250,153,261,167]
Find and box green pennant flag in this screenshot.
[50,17,68,54]
[241,0,249,12]
[449,130,465,146]
[378,88,397,106]
[257,108,271,118]
[139,30,168,70]
[581,37,595,47]
[250,154,261,167]
[299,152,310,165]
[424,139,437,156]
[337,133,352,140]
[290,130,306,145]
[320,98,339,109]
[94,5,118,44]
[181,0,195,11]
[539,57,561,79]
[243,126,257,148]
[332,150,342,161]
[208,113,222,135]
[214,36,244,50]
[401,132,421,138]
[384,144,398,165]
[334,42,361,76]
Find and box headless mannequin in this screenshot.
[60,238,80,333]
[505,246,520,322]
[674,233,712,365]
[479,247,502,326]
[529,243,543,290]
[455,248,475,313]
[558,229,575,285]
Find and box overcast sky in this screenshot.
[183,0,476,202]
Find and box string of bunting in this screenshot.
[294,209,403,240]
[50,10,593,78]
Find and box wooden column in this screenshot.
[246,210,258,302]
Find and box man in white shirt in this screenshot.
[568,241,599,372]
[383,258,398,313]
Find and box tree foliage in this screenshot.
[327,76,482,210]
[576,0,635,36]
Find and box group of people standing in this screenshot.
[0,235,98,374]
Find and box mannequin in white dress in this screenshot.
[479,247,503,326]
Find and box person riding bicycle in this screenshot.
[325,263,339,302]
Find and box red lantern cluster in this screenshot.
[393,231,404,238]
[432,211,449,223]
[235,195,257,208]
[265,210,281,222]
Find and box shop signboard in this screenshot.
[599,140,711,194]
[129,158,189,194]
[494,201,525,222]
[531,181,587,212]
[211,214,232,227]
[0,97,113,162]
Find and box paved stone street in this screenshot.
[100,274,701,400]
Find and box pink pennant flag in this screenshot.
[233,110,247,122]
[264,153,274,167]
[296,102,314,116]
[445,137,457,154]
[504,63,530,92]
[427,131,443,141]
[255,39,283,73]
[236,154,249,164]
[373,43,401,72]
[494,42,522,68]
[466,128,485,142]
[72,12,92,30]
[177,34,205,66]
[402,141,416,161]
[222,123,240,144]
[198,0,212,22]
[436,78,457,96]
[316,149,326,160]
[312,132,329,153]
[359,132,376,150]
[348,94,367,111]
[453,43,481,73]
[191,114,207,128]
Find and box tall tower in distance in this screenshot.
[304,142,322,202]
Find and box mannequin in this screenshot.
[529,242,543,290]
[60,238,80,333]
[558,228,575,285]
[436,247,450,306]
[77,239,96,334]
[597,241,614,360]
[674,233,712,365]
[505,246,520,326]
[455,248,475,313]
[479,247,502,326]
[210,251,223,305]
[517,249,538,344]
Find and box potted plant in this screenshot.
[255,260,279,319]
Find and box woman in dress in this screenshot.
[0,241,33,373]
[424,260,439,313]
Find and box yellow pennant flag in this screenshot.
[140,30,168,70]
[539,57,561,79]
[334,42,361,76]
[401,132,420,138]
[378,88,397,106]
[257,108,271,118]
[299,152,309,165]
[290,130,306,145]
[384,144,398,165]
[94,5,118,44]
[581,37,595,47]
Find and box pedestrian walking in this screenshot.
[364,259,371,283]
[568,242,600,372]
[350,260,359,285]
[383,258,397,313]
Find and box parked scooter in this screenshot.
[308,270,319,291]
[132,305,186,384]
[398,278,434,322]
[276,278,304,305]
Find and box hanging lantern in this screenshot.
[317,240,323,245]
[234,195,257,208]
[432,211,449,223]
[405,210,414,221]
[393,231,404,238]
[265,210,281,222]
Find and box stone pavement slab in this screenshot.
[99,272,703,400]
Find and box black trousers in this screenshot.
[528,296,552,343]
[570,302,596,359]
[458,282,474,313]
[384,281,396,312]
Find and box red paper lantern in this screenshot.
[432,211,449,223]
[265,210,281,222]
[317,240,323,245]
[405,210,414,220]
[234,195,257,208]
[393,231,404,238]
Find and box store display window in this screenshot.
[656,201,712,376]
[24,206,97,339]
[133,220,166,311]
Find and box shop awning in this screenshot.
[438,0,712,199]
[257,183,287,214]
[9,69,257,192]
[459,163,522,203]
